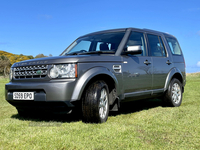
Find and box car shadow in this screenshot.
[11,111,82,123]
[11,98,164,123]
[109,98,164,116]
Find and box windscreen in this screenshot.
[61,31,125,55]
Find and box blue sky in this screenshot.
[0,0,200,73]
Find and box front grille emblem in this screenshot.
[36,70,42,75]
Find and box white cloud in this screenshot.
[197,61,200,67]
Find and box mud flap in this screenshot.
[110,97,120,111]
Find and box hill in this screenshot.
[0,50,34,76]
[0,50,34,65]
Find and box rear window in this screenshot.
[166,37,182,55]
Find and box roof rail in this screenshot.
[143,28,162,33]
[143,28,172,36]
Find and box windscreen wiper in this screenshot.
[65,51,115,55]
[79,51,115,55]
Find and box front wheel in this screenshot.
[82,80,109,123]
[163,78,183,107]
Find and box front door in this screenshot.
[122,31,153,94]
[122,56,152,93]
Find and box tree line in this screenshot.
[0,50,52,76]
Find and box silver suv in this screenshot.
[5,28,186,123]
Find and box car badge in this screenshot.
[36,70,42,75]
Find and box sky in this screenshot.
[0,0,200,73]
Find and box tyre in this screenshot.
[82,80,109,123]
[163,78,183,107]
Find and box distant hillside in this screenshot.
[0,50,34,65]
[0,51,50,76]
[0,50,13,56]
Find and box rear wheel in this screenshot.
[163,78,183,107]
[82,80,109,123]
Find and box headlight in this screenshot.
[9,68,13,81]
[49,64,77,78]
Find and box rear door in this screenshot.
[146,33,173,92]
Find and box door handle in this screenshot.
[166,60,172,65]
[144,60,151,65]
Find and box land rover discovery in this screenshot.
[5,28,186,123]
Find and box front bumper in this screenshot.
[5,79,78,111]
[7,100,74,113]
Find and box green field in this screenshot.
[0,74,200,149]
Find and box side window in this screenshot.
[159,37,166,57]
[165,37,182,55]
[126,31,147,56]
[147,34,166,57]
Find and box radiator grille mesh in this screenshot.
[14,65,48,79]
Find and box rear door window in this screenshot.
[147,34,166,57]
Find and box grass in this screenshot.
[0,74,200,149]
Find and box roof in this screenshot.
[79,27,175,39]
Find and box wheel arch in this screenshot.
[164,67,184,92]
[71,67,118,103]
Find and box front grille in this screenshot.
[14,65,48,79]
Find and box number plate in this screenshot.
[13,92,34,100]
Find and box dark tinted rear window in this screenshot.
[166,37,182,55]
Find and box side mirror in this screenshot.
[124,46,143,55]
